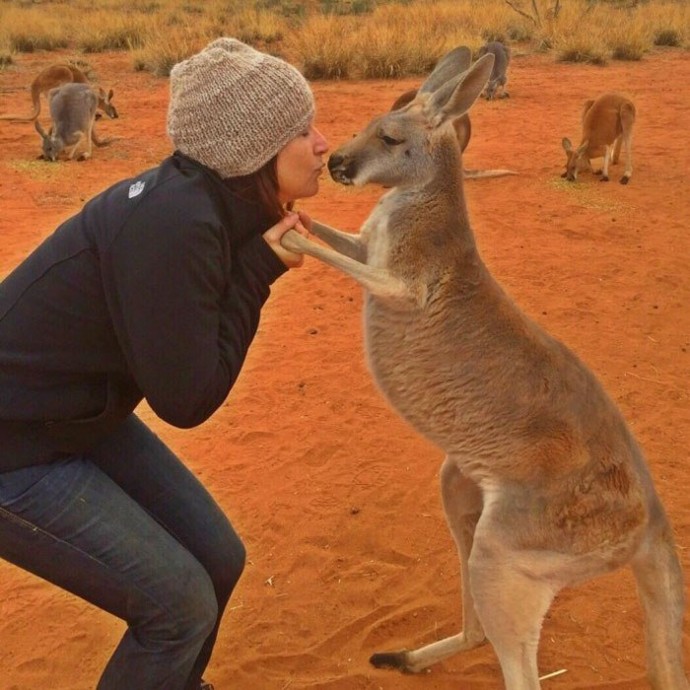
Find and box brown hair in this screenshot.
[223,154,290,224]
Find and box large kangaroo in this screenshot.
[477,40,511,100]
[0,63,118,122]
[281,49,688,690]
[35,83,101,161]
[562,93,635,184]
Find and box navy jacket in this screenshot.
[0,152,287,470]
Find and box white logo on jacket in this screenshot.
[128,180,146,199]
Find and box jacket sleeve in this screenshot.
[101,190,287,428]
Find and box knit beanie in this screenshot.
[167,37,315,178]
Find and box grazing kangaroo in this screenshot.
[562,93,635,184]
[35,83,103,161]
[390,46,516,180]
[477,41,510,99]
[94,86,118,120]
[281,48,687,690]
[0,63,118,121]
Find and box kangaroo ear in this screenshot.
[562,137,573,152]
[429,53,494,126]
[107,89,114,100]
[419,45,472,95]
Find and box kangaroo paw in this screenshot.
[370,651,414,673]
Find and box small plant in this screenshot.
[78,18,149,53]
[256,0,307,19]
[607,18,649,60]
[320,0,374,15]
[130,29,209,77]
[654,28,681,46]
[611,40,645,60]
[557,47,608,64]
[506,22,535,41]
[233,8,286,45]
[285,14,358,79]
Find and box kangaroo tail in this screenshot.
[463,168,518,179]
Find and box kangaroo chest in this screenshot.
[359,201,479,450]
[361,197,396,269]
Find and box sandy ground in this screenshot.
[0,47,689,690]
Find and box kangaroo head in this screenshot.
[98,87,118,119]
[34,119,62,161]
[328,47,493,189]
[561,137,591,181]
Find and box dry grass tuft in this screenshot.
[0,0,686,78]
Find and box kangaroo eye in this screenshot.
[381,134,403,146]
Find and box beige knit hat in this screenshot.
[167,38,315,178]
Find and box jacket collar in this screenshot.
[172,151,274,246]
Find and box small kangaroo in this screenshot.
[281,48,687,690]
[94,86,118,120]
[477,40,510,99]
[0,63,118,122]
[390,46,516,180]
[562,93,635,184]
[35,83,102,161]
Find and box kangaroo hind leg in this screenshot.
[619,102,635,184]
[470,538,557,690]
[631,509,689,690]
[370,457,486,673]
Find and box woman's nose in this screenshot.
[314,127,329,154]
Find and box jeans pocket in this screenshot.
[0,461,65,507]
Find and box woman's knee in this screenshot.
[209,529,246,600]
[164,565,219,643]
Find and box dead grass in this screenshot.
[0,0,687,78]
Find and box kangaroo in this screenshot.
[281,48,688,690]
[390,47,516,180]
[562,93,635,184]
[35,83,102,161]
[0,63,118,122]
[93,86,118,120]
[477,40,510,99]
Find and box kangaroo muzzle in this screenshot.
[328,152,356,186]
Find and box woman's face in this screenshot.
[276,123,329,204]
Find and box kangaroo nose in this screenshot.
[328,153,344,172]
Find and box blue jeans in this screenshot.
[0,414,246,690]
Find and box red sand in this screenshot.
[0,48,689,690]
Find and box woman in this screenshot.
[0,38,329,689]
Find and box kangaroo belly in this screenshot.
[363,297,526,463]
[362,292,641,489]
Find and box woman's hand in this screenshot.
[263,212,309,268]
